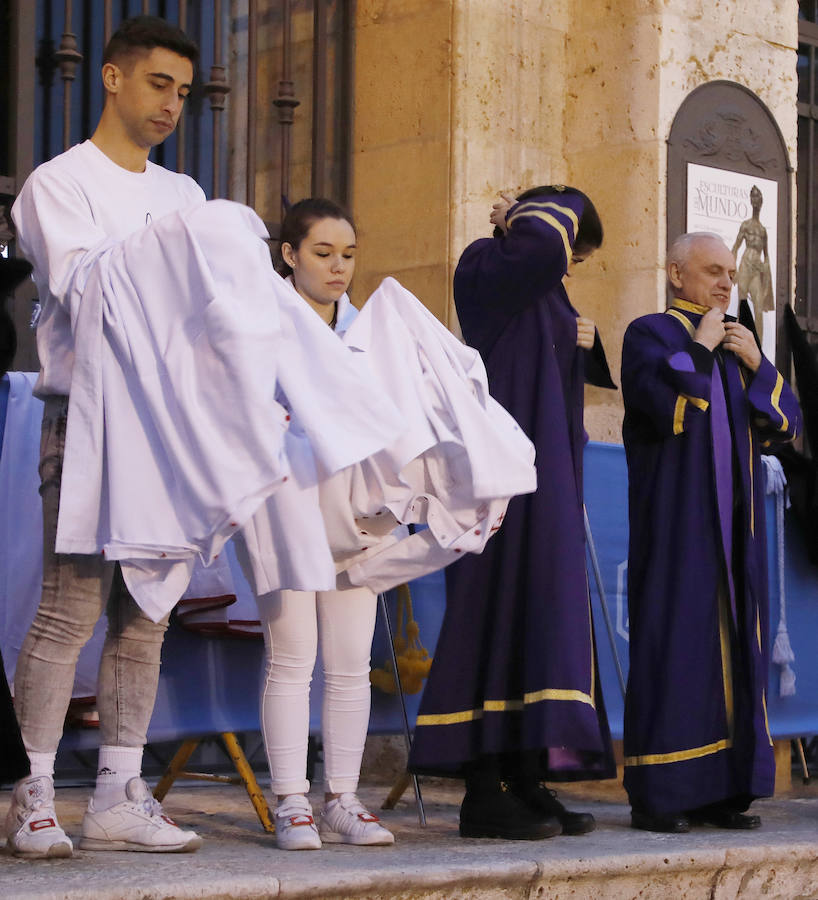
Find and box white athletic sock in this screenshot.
[25,751,56,779]
[92,745,143,810]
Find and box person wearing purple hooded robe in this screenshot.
[408,186,617,841]
[621,232,801,834]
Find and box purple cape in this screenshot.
[621,300,801,815]
[409,194,615,780]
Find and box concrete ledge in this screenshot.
[2,784,818,900]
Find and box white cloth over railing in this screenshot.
[762,454,795,697]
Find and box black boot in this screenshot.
[460,773,561,841]
[687,796,761,830]
[512,780,596,835]
[631,808,690,833]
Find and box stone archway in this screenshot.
[667,80,792,368]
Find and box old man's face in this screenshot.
[669,237,736,313]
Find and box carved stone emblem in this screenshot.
[684,106,779,172]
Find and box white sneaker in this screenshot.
[79,777,202,853]
[4,775,73,858]
[274,794,321,850]
[318,793,395,846]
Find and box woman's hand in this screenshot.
[490,192,517,233]
[576,317,596,350]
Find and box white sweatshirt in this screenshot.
[11,140,205,397]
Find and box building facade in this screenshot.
[350,0,800,441]
[2,1,805,443]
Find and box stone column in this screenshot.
[448,0,572,334]
[352,1,570,328]
[351,0,456,325]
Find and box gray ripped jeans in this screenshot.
[13,395,169,753]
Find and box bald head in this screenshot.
[667,232,735,312]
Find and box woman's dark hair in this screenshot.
[275,198,356,277]
[496,185,603,252]
[103,16,199,68]
[0,304,17,378]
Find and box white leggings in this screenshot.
[256,585,377,796]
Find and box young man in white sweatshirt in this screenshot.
[6,15,205,857]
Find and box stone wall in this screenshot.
[448,0,572,333]
[351,0,798,440]
[351,0,455,325]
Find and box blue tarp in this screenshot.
[43,441,818,746]
[582,441,818,740]
[364,442,818,742]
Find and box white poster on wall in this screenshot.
[686,163,778,362]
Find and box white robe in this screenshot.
[56,200,405,621]
[0,373,263,693]
[239,277,537,597]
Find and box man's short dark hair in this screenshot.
[103,16,199,69]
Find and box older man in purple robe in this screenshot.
[621,232,801,833]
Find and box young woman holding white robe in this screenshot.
[247,198,538,851]
[260,199,394,851]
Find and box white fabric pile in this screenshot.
[238,277,536,597]
[56,200,405,621]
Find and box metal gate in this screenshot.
[798,4,818,347]
[1,0,354,370]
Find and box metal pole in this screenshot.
[246,0,258,208]
[795,737,811,785]
[311,0,328,198]
[583,505,626,699]
[273,0,300,218]
[377,592,426,827]
[175,0,187,174]
[55,0,83,151]
[203,0,231,198]
[211,0,222,198]
[338,0,353,209]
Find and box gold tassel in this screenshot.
[370,584,432,695]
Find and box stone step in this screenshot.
[1,783,817,899]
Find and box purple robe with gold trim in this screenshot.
[408,193,615,780]
[621,299,801,815]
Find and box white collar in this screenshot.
[285,275,356,335]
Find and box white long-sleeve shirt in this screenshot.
[11,140,206,397]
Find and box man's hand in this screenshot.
[723,322,762,372]
[489,191,517,233]
[693,308,726,352]
[576,317,596,350]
